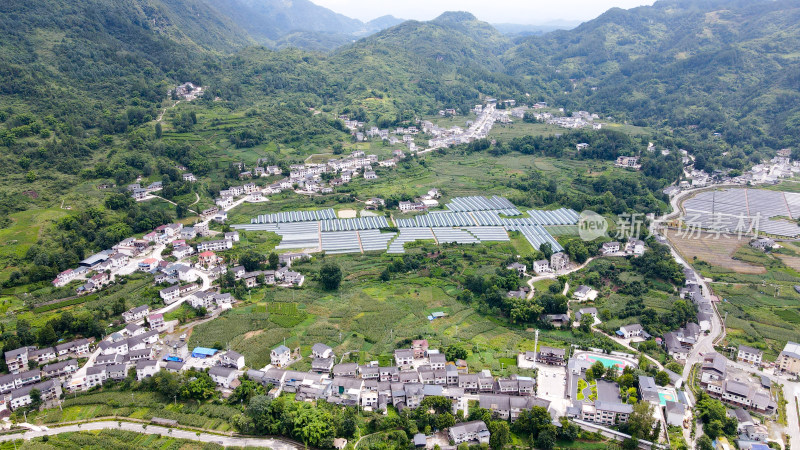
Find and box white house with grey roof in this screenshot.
[271,345,291,368]
[737,345,763,366]
[209,366,238,388]
[449,420,490,445]
[220,351,245,370]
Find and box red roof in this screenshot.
[199,251,216,258]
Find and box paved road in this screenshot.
[416,103,498,155]
[0,421,302,449]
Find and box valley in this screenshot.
[1,0,800,449]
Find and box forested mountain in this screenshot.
[328,12,525,120]
[208,0,404,50]
[505,0,800,168]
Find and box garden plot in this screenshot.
[665,229,764,274]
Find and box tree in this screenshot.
[239,251,265,272]
[421,396,452,415]
[29,388,41,407]
[319,262,342,290]
[626,401,656,440]
[176,202,188,219]
[655,370,670,386]
[292,404,334,447]
[557,417,579,442]
[535,425,557,450]
[697,435,714,450]
[445,344,468,362]
[37,323,57,346]
[112,298,126,315]
[539,243,553,260]
[579,314,594,333]
[513,406,552,439]
[155,122,162,139]
[622,438,640,450]
[488,420,510,450]
[268,252,279,269]
[229,376,266,405]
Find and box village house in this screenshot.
[271,345,291,368]
[737,345,763,366]
[197,239,233,252]
[550,253,570,271]
[573,285,597,302]
[617,324,645,339]
[506,262,526,277]
[148,313,164,330]
[136,360,160,381]
[532,260,551,274]
[122,305,150,323]
[575,307,598,322]
[777,341,800,376]
[536,346,566,365]
[209,366,238,388]
[399,201,427,212]
[615,156,641,170]
[449,421,490,445]
[41,359,79,378]
[55,339,91,357]
[601,241,621,254]
[172,245,194,259]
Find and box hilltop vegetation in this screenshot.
[506,0,800,168]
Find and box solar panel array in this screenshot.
[320,216,389,232]
[359,230,397,252]
[785,193,800,218]
[445,196,521,215]
[236,199,576,253]
[526,208,581,225]
[464,227,510,241]
[682,188,800,237]
[388,228,436,254]
[321,231,361,254]
[252,208,336,224]
[395,211,476,228]
[516,225,564,252]
[433,228,479,244]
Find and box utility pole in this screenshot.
[533,329,540,371]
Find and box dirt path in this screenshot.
[156,100,180,123]
[151,195,198,215]
[526,274,536,299]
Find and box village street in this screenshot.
[417,103,498,155]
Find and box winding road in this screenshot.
[0,421,302,449]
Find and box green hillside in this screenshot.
[505,0,800,169]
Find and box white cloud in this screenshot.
[310,0,656,24]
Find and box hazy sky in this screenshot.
[309,0,656,24]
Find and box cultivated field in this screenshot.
[665,229,765,274]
